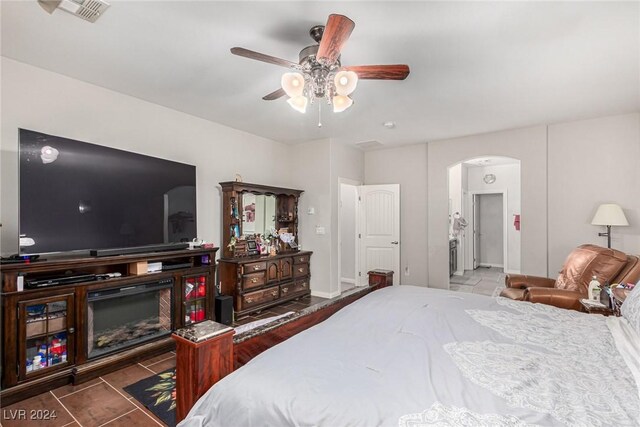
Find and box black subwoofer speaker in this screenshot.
[215,295,233,325]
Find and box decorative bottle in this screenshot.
[588,276,601,301]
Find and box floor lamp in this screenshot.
[591,204,629,248]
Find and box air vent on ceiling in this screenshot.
[38,0,110,23]
[355,140,384,150]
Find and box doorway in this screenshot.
[447,156,521,295]
[339,182,358,294]
[474,192,504,269]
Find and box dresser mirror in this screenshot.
[240,193,276,236]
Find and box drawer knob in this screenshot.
[298,268,304,273]
[254,266,260,270]
[251,278,258,283]
[282,288,288,294]
[271,290,278,297]
[246,297,254,303]
[301,282,307,288]
[299,258,305,262]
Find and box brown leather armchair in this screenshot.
[500,244,640,311]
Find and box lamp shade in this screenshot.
[281,73,305,97]
[287,95,308,113]
[332,95,353,113]
[591,204,629,226]
[334,70,358,96]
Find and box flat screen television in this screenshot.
[19,129,197,255]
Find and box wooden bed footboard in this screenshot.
[173,277,391,423]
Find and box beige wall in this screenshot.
[547,113,640,275]
[365,144,429,286]
[0,58,292,256]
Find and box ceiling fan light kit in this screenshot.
[231,13,410,117]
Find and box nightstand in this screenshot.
[579,299,613,316]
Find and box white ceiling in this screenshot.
[2,1,639,148]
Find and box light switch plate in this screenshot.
[308,207,315,215]
[315,226,326,235]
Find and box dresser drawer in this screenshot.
[293,263,309,278]
[244,261,267,273]
[241,285,279,309]
[293,254,310,264]
[242,272,266,290]
[281,279,309,298]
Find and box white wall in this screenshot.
[448,163,462,239]
[365,144,428,286]
[547,113,640,275]
[466,162,521,273]
[0,58,292,256]
[339,183,357,282]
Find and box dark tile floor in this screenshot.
[0,352,176,427]
[0,295,329,427]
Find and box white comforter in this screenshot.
[179,286,640,427]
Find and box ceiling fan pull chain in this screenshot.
[318,102,322,128]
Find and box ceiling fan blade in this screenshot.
[230,47,299,69]
[317,14,355,64]
[343,64,410,80]
[262,88,286,101]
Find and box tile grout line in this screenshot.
[138,362,157,374]
[50,391,83,427]
[55,378,105,399]
[97,408,137,427]
[144,354,176,369]
[100,377,164,427]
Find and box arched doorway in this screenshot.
[447,156,521,295]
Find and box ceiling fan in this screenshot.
[231,14,410,114]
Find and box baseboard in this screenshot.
[311,290,341,299]
[504,269,520,275]
[478,263,503,268]
[453,270,464,276]
[340,277,356,284]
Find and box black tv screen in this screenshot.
[19,129,197,255]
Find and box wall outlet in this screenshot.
[307,207,315,215]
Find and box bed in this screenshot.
[179,285,640,426]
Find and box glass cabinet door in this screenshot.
[18,293,75,380]
[183,274,209,326]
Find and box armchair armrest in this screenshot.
[505,274,556,289]
[524,287,584,311]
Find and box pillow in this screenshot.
[621,285,640,333]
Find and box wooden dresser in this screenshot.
[218,181,312,319]
[219,251,312,318]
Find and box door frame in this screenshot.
[466,189,508,271]
[338,178,361,293]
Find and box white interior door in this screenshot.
[358,184,400,286]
